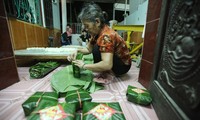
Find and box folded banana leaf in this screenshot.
[76,52,84,60]
[72,53,83,78]
[65,89,92,111]
[72,62,81,78]
[83,54,94,64]
[126,85,152,105]
[27,102,76,120]
[75,113,81,120]
[82,102,126,120]
[87,81,104,93]
[51,65,103,96]
[29,61,60,78]
[83,54,93,62]
[22,92,58,116]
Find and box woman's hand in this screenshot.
[72,60,85,69]
[67,50,78,62]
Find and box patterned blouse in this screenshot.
[90,25,132,65]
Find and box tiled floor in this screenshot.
[0,62,158,120]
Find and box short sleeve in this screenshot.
[98,35,114,53]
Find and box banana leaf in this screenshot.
[65,89,92,111]
[83,54,93,64]
[22,92,58,116]
[126,85,152,105]
[27,102,76,120]
[29,61,60,79]
[76,52,84,60]
[51,65,93,94]
[72,62,81,78]
[85,81,104,93]
[82,102,126,120]
[73,53,84,78]
[75,113,81,120]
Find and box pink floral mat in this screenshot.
[0,63,158,120]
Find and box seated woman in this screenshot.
[67,2,132,84]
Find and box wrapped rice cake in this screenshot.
[27,103,76,120]
[65,89,92,111]
[29,61,60,78]
[75,113,81,120]
[82,102,126,120]
[126,85,152,105]
[22,92,58,116]
[72,53,83,78]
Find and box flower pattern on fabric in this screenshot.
[89,104,116,120]
[97,25,131,65]
[103,35,112,44]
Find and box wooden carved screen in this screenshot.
[149,0,200,120]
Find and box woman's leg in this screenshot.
[112,55,131,76]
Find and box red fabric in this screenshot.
[95,25,132,65]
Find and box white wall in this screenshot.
[120,0,148,25]
[129,0,147,14]
[129,0,140,14]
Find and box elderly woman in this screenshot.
[68,2,131,83]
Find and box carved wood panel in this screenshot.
[150,0,200,119]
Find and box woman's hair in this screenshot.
[78,2,106,24]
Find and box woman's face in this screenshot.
[82,20,101,36]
